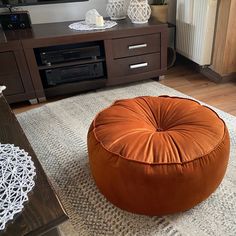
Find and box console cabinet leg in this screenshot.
[29,98,38,105]
[38,96,47,103]
[159,75,165,80]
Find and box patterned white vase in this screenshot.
[128,0,151,24]
[106,0,129,20]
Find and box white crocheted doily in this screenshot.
[0,144,36,231]
[69,20,117,31]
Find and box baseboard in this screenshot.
[200,67,236,83]
[175,53,236,83]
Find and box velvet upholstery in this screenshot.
[87,96,230,215]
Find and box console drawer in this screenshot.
[112,34,160,59]
[110,53,160,77]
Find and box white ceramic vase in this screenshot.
[106,0,129,20]
[128,0,151,24]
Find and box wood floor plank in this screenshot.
[160,64,236,116]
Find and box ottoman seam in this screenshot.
[90,123,228,166]
[90,96,228,165]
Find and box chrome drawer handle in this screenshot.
[128,44,147,50]
[130,62,148,69]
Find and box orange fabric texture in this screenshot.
[87,96,230,215]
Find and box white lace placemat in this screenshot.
[0,143,36,231]
[69,20,117,31]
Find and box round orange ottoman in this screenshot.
[87,96,230,215]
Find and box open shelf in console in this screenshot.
[44,78,107,98]
[34,41,105,66]
[38,58,105,70]
[34,40,107,98]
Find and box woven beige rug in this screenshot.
[17,80,236,236]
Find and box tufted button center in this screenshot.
[156,127,164,132]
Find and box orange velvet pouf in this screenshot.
[87,96,230,216]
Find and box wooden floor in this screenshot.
[160,63,236,116]
[12,61,236,116]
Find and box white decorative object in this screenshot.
[0,86,6,94]
[96,16,104,27]
[128,0,151,24]
[106,0,129,20]
[0,144,36,231]
[85,9,101,25]
[69,20,117,31]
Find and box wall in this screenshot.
[1,0,107,24]
[0,0,177,25]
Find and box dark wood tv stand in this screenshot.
[0,18,167,103]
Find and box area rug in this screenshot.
[17,80,236,236]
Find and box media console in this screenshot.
[0,18,167,103]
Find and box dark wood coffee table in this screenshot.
[0,94,69,235]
